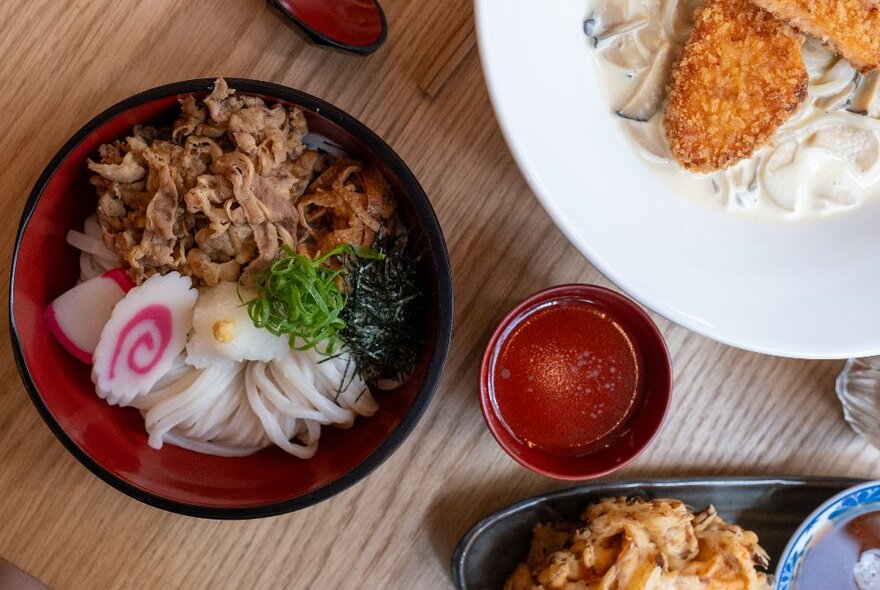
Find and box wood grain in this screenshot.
[415,0,477,97]
[1,1,879,588]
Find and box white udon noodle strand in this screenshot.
[71,229,378,458]
[67,214,120,282]
[128,350,375,458]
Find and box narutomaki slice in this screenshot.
[92,272,198,407]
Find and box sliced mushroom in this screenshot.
[621,118,669,161]
[634,25,665,59]
[761,140,800,211]
[848,72,880,117]
[663,0,701,41]
[661,0,679,40]
[600,35,648,71]
[588,17,649,48]
[583,17,598,37]
[595,0,629,28]
[807,124,880,172]
[616,42,674,122]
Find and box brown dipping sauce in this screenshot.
[795,511,880,589]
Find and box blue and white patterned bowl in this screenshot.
[776,480,880,588]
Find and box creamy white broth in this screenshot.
[584,0,880,219]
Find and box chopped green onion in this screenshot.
[244,244,382,354]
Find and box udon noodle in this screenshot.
[134,348,376,458]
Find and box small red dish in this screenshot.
[479,284,671,480]
[267,0,386,55]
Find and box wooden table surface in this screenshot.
[1,1,878,588]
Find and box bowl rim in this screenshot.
[8,77,454,519]
[266,0,388,55]
[478,283,672,480]
[775,479,880,588]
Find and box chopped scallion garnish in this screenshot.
[244,244,382,354]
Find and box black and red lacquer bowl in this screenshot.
[9,78,453,518]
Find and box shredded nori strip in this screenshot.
[339,235,425,384]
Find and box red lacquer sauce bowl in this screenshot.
[479,284,672,480]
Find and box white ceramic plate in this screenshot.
[474,0,880,359]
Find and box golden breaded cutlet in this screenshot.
[749,0,880,73]
[664,0,808,173]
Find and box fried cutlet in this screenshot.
[664,0,808,173]
[749,0,880,73]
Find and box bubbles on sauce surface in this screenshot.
[489,299,642,456]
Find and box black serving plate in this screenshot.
[452,476,864,590]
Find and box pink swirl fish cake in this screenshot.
[92,272,197,407]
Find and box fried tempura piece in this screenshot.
[749,0,880,73]
[505,498,772,590]
[664,0,808,173]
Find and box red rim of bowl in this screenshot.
[266,0,387,55]
[479,284,672,480]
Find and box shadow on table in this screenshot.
[423,470,567,587]
[0,558,48,590]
